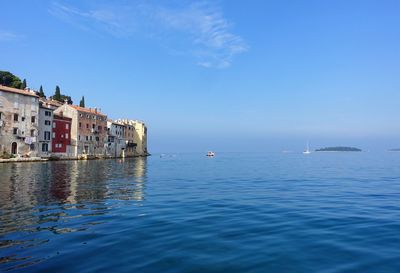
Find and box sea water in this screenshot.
[0,152,400,272]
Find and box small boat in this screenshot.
[206,151,215,157]
[303,142,311,154]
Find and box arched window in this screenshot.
[11,142,17,154]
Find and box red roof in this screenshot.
[71,105,107,117]
[0,85,39,98]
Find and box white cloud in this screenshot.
[49,1,247,68]
[0,30,21,41]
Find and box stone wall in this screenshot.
[0,90,39,157]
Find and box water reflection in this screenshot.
[0,157,147,271]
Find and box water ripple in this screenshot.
[1,154,400,272]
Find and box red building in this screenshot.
[52,114,72,153]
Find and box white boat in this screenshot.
[303,142,311,154]
[206,151,215,157]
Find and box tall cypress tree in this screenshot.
[21,79,27,89]
[79,96,85,107]
[54,85,62,101]
[39,85,45,98]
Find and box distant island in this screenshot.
[315,146,362,152]
[388,148,400,152]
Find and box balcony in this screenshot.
[126,142,137,148]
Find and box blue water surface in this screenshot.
[0,152,400,272]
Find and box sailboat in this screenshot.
[303,142,311,154]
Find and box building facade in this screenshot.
[115,119,136,157]
[131,120,148,156]
[115,119,148,156]
[106,120,126,158]
[54,104,107,158]
[0,85,39,157]
[38,103,53,156]
[52,113,73,156]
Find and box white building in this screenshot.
[106,120,126,158]
[38,102,53,156]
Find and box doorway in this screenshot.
[11,142,17,154]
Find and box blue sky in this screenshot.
[1,0,400,152]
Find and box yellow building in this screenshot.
[115,119,148,156]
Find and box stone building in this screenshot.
[0,85,39,157]
[115,119,136,157]
[106,120,126,158]
[131,120,148,156]
[115,119,148,156]
[54,104,107,158]
[38,102,53,156]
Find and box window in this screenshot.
[13,128,18,135]
[31,130,35,137]
[31,116,36,123]
[0,112,2,119]
[86,124,89,129]
[65,133,69,139]
[86,115,89,118]
[22,117,25,121]
[98,126,102,131]
[14,114,18,122]
[78,135,81,140]
[80,113,83,117]
[86,136,88,141]
[95,136,99,141]
[79,122,82,128]
[45,111,52,116]
[53,122,56,128]
[52,132,55,138]
[42,143,48,152]
[89,136,93,141]
[45,120,51,126]
[66,123,69,129]
[44,131,51,140]
[92,124,95,129]
[61,134,64,138]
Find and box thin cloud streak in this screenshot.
[0,30,22,41]
[49,1,247,68]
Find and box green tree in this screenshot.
[61,95,73,105]
[38,85,45,98]
[21,79,27,89]
[51,86,73,104]
[53,85,62,101]
[0,71,23,88]
[79,96,85,107]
